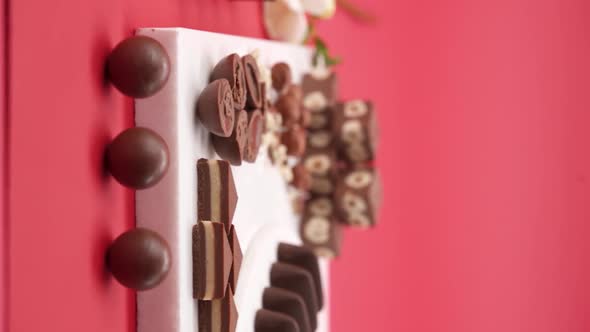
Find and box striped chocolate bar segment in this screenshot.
[198,287,238,332]
[192,221,233,300]
[197,159,238,230]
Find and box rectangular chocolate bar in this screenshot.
[301,71,338,112]
[197,158,239,230]
[198,287,238,332]
[334,166,381,228]
[300,199,343,258]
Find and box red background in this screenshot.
[4,0,590,331]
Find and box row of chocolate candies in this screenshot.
[331,101,382,228]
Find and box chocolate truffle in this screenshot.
[193,221,233,300]
[228,225,243,293]
[242,55,263,110]
[275,94,301,128]
[197,159,238,230]
[107,36,170,98]
[210,54,247,111]
[263,287,312,332]
[212,109,248,166]
[107,228,171,291]
[244,110,264,163]
[198,287,238,332]
[255,309,299,332]
[281,124,307,157]
[196,79,235,137]
[271,62,292,92]
[277,243,323,309]
[106,127,169,189]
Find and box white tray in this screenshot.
[134,28,329,332]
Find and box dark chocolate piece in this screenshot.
[197,158,238,230]
[107,36,170,98]
[334,167,382,228]
[192,221,233,300]
[244,110,264,163]
[280,124,307,157]
[107,228,170,291]
[255,309,299,332]
[212,109,248,166]
[210,54,247,111]
[270,263,318,329]
[332,100,377,163]
[275,93,301,128]
[196,79,235,137]
[106,127,169,189]
[263,287,311,332]
[290,163,311,191]
[277,243,323,309]
[228,225,243,293]
[242,55,263,110]
[300,205,343,258]
[301,72,338,111]
[198,287,238,332]
[271,62,292,92]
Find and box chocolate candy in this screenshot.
[332,100,378,163]
[107,36,170,98]
[197,159,238,230]
[263,287,312,332]
[228,225,243,293]
[302,148,337,195]
[107,228,171,291]
[196,79,235,137]
[106,127,169,189]
[285,84,303,101]
[198,287,238,332]
[255,309,299,332]
[300,200,343,258]
[210,54,247,111]
[301,72,338,112]
[280,124,307,157]
[192,221,233,300]
[277,243,323,310]
[275,93,301,128]
[270,263,319,329]
[290,163,311,191]
[244,110,264,163]
[212,109,248,166]
[334,167,382,228]
[271,62,292,92]
[242,55,263,110]
[307,111,332,131]
[306,130,333,150]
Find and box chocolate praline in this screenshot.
[275,93,301,128]
[271,62,292,93]
[107,36,170,98]
[210,54,247,111]
[244,110,264,163]
[242,55,263,110]
[212,110,248,166]
[196,79,235,137]
[107,228,171,291]
[106,127,169,189]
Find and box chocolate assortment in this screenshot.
[107,228,171,291]
[107,36,170,98]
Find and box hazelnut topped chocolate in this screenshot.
[210,54,247,111]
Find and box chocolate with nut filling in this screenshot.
[242,55,263,110]
[228,225,243,293]
[192,221,233,300]
[300,200,343,259]
[244,110,264,163]
[210,54,247,111]
[277,243,323,310]
[212,109,249,166]
[332,100,378,163]
[255,309,299,332]
[301,72,338,112]
[196,79,235,137]
[270,263,319,329]
[198,287,238,332]
[263,287,312,332]
[197,159,238,230]
[334,166,382,228]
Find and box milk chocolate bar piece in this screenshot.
[244,110,264,163]
[332,100,378,163]
[196,79,235,137]
[192,221,233,300]
[255,309,299,332]
[210,54,247,111]
[198,287,238,332]
[334,167,382,228]
[277,243,323,310]
[300,210,343,259]
[301,72,338,112]
[270,263,318,329]
[197,159,238,230]
[263,287,312,332]
[228,225,243,293]
[242,55,263,110]
[212,109,248,166]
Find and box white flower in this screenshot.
[264,0,336,43]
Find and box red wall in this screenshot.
[5,0,590,331]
